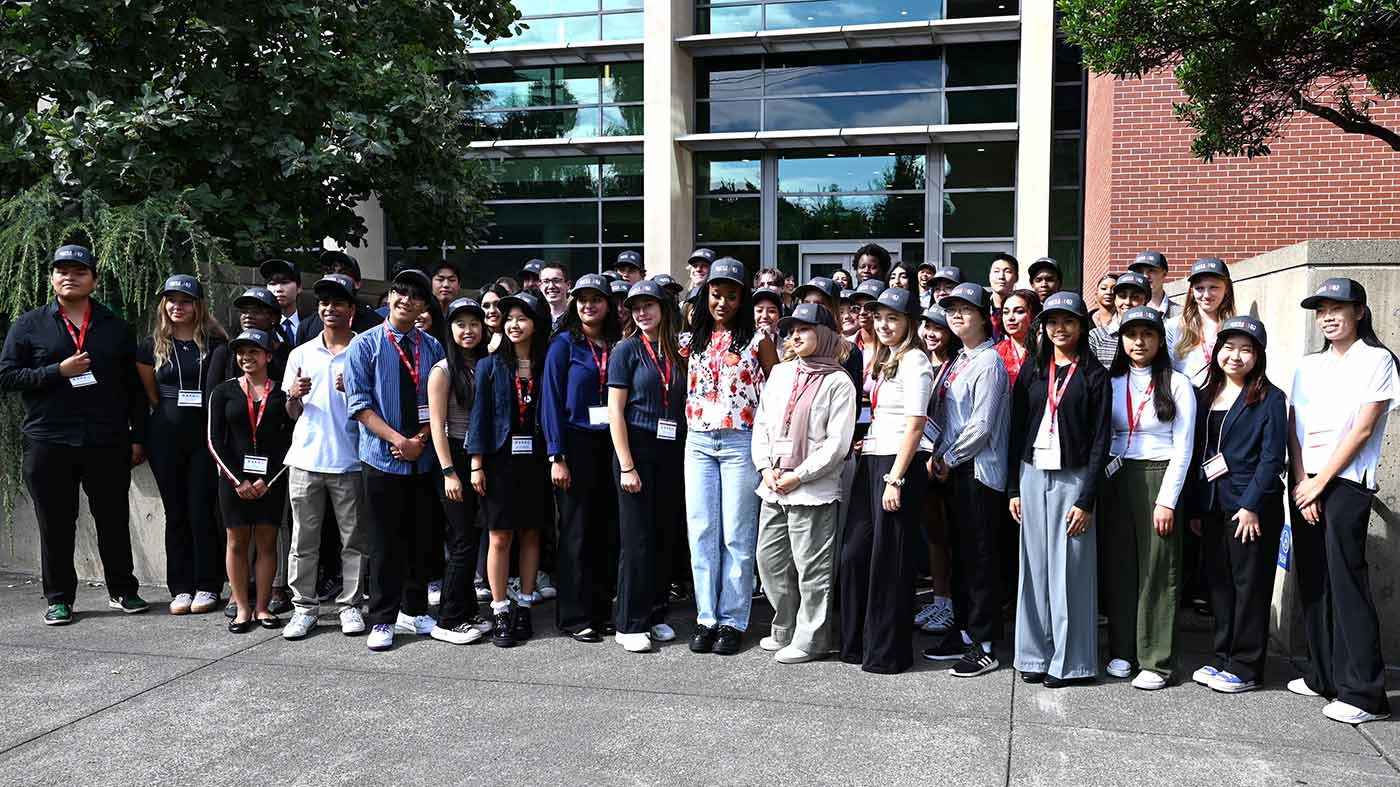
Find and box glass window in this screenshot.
[1052,138,1080,187]
[601,62,645,103]
[943,142,1016,189]
[448,247,602,287]
[777,195,924,240]
[699,5,762,34]
[601,200,644,244]
[942,191,1014,238]
[698,57,764,101]
[697,100,763,134]
[777,150,925,193]
[699,157,762,194]
[602,12,644,39]
[946,0,1016,16]
[468,64,643,141]
[515,0,597,15]
[508,16,600,46]
[698,0,941,33]
[697,197,762,242]
[945,88,1016,124]
[763,50,941,95]
[1054,84,1083,131]
[945,42,1019,87]
[485,202,600,245]
[1050,189,1080,237]
[765,93,942,130]
[480,0,643,47]
[601,156,644,196]
[1055,40,1084,83]
[493,157,600,199]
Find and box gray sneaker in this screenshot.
[283,612,317,640]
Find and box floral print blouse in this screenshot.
[684,330,765,432]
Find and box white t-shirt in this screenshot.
[1291,342,1399,490]
[283,333,360,474]
[1164,316,1213,388]
[865,349,934,456]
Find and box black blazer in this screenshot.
[1007,352,1112,511]
[1184,382,1288,517]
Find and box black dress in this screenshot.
[480,371,550,532]
[208,378,292,528]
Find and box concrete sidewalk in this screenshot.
[1,570,1397,786]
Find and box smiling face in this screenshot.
[1190,275,1227,317]
[503,305,534,345]
[1131,264,1166,293]
[919,320,951,355]
[164,293,196,325]
[540,267,569,307]
[708,281,741,326]
[1216,335,1257,381]
[831,270,852,290]
[753,300,780,333]
[1113,287,1147,316]
[989,260,1016,296]
[1097,275,1117,309]
[388,289,426,328]
[239,304,278,331]
[452,313,483,351]
[856,254,882,282]
[51,263,96,301]
[235,345,269,375]
[1044,313,1082,354]
[630,297,661,333]
[1121,324,1162,367]
[917,268,935,290]
[617,266,643,284]
[1001,295,1033,341]
[790,325,820,358]
[481,292,502,330]
[1313,300,1362,345]
[889,267,909,290]
[575,291,608,327]
[872,306,909,348]
[945,301,987,344]
[840,303,859,334]
[688,260,710,287]
[319,298,353,331]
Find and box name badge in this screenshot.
[70,371,97,388]
[177,389,203,408]
[1202,453,1229,482]
[417,404,431,425]
[511,435,534,455]
[588,406,610,426]
[772,437,794,457]
[243,455,269,475]
[923,418,943,446]
[1104,455,1123,479]
[656,418,678,441]
[857,406,872,425]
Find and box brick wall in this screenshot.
[1082,71,1400,291]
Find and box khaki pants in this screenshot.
[1099,459,1181,679]
[757,499,839,655]
[288,468,367,615]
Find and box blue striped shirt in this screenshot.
[344,323,445,474]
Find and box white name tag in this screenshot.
[772,437,794,457]
[857,406,872,425]
[70,371,97,388]
[1202,452,1229,481]
[588,406,610,426]
[511,435,534,455]
[243,455,269,475]
[656,418,678,441]
[923,418,943,446]
[1104,455,1123,479]
[177,389,203,408]
[417,404,431,425]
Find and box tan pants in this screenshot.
[288,468,367,615]
[757,500,838,655]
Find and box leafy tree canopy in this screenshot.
[1058,0,1400,159]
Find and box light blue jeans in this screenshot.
[684,428,761,630]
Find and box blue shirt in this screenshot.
[344,323,445,474]
[541,332,611,456]
[607,335,685,434]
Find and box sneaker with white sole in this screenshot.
[1206,670,1257,694]
[1131,670,1167,690]
[1106,658,1133,678]
[1288,678,1321,697]
[339,607,366,635]
[775,645,816,664]
[759,635,785,652]
[535,571,557,600]
[1191,665,1220,686]
[950,645,999,677]
[616,632,653,652]
[920,600,955,633]
[169,593,193,615]
[283,612,317,640]
[649,623,676,642]
[190,591,220,614]
[475,582,492,602]
[395,611,436,635]
[431,622,484,645]
[1322,700,1391,725]
[914,603,937,627]
[427,579,443,607]
[367,624,394,651]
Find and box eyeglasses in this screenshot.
[540,277,567,286]
[858,303,881,315]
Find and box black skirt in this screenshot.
[480,436,551,531]
[217,473,287,528]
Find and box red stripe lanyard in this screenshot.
[588,340,608,397]
[514,375,533,428]
[385,324,421,392]
[1046,361,1078,437]
[938,351,973,403]
[243,377,272,452]
[62,302,92,352]
[782,371,822,435]
[1124,379,1155,449]
[641,335,672,409]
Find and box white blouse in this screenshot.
[864,349,934,456]
[1110,365,1197,509]
[1291,342,1399,490]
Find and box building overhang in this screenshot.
[674,15,1020,56]
[465,39,643,69]
[466,135,646,158]
[675,122,1017,152]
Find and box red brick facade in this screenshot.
[1082,71,1400,291]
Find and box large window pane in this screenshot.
[1055,40,1084,83]
[699,157,762,194]
[486,201,599,245]
[601,200,644,244]
[471,107,602,140]
[1050,189,1080,237]
[1048,240,1083,290]
[697,100,762,133]
[764,51,941,95]
[699,5,762,34]
[764,0,940,29]
[945,42,1019,86]
[946,88,1016,124]
[475,66,601,109]
[943,142,1016,188]
[602,12,644,39]
[601,62,645,103]
[510,15,599,45]
[515,0,599,15]
[494,157,599,199]
[766,92,942,130]
[778,150,926,193]
[452,247,603,285]
[778,194,925,240]
[601,156,644,196]
[603,0,642,8]
[601,105,644,135]
[1052,138,1080,187]
[946,0,1016,16]
[1054,84,1083,131]
[942,191,1014,238]
[697,197,761,241]
[698,58,764,101]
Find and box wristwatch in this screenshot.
[549,454,566,464]
[882,473,905,487]
[441,466,457,478]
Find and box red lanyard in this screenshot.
[783,371,822,435]
[385,324,421,392]
[641,335,672,409]
[1124,379,1155,449]
[938,351,973,403]
[587,340,608,397]
[871,374,886,413]
[514,375,533,428]
[243,376,272,452]
[62,302,92,353]
[1046,360,1078,436]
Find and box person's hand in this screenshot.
[1232,508,1261,543]
[1066,505,1090,537]
[761,468,778,492]
[1008,496,1022,524]
[335,371,345,392]
[931,458,949,482]
[1300,500,1323,525]
[1293,476,1327,511]
[288,367,312,400]
[774,471,801,495]
[392,435,425,462]
[852,439,863,455]
[1153,504,1175,536]
[235,480,256,500]
[444,474,463,503]
[470,468,486,497]
[130,443,146,467]
[882,482,902,512]
[250,479,268,499]
[620,469,642,494]
[1189,518,1202,536]
[551,460,571,491]
[59,351,91,377]
[926,456,935,477]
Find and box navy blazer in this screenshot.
[1185,382,1288,516]
[467,354,540,456]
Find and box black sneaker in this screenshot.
[268,589,292,615]
[669,583,691,602]
[1020,671,1046,684]
[921,631,965,661]
[689,624,717,653]
[511,605,534,642]
[951,644,999,677]
[316,574,343,603]
[107,595,149,614]
[713,625,742,655]
[44,603,72,625]
[491,611,516,648]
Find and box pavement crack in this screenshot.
[1358,726,1400,775]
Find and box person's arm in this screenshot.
[0,316,67,391]
[1238,389,1288,514]
[1005,365,1032,501]
[345,338,413,455]
[750,366,777,474]
[540,337,569,458]
[1294,401,1389,508]
[1074,367,1113,512]
[282,348,308,419]
[1155,374,1197,510]
[884,354,935,511]
[756,334,779,377]
[136,363,159,407]
[428,365,455,471]
[608,385,640,493]
[204,385,240,485]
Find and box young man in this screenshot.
[1129,250,1182,318]
[987,252,1018,341]
[430,260,462,315]
[686,248,715,302]
[519,259,545,290]
[207,287,291,393]
[1027,257,1063,302]
[344,268,446,651]
[539,261,571,329]
[0,245,150,624]
[916,262,939,308]
[852,243,890,284]
[260,258,304,347]
[927,265,962,309]
[295,251,383,345]
[281,274,369,640]
[614,250,645,283]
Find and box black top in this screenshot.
[607,335,686,435]
[294,302,383,346]
[1185,383,1288,517]
[0,300,148,446]
[207,378,292,483]
[136,336,225,399]
[1203,409,1227,460]
[1007,353,1113,511]
[204,336,291,397]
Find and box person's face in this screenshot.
[521,273,540,289]
[319,298,353,331]
[615,300,633,329]
[790,325,820,358]
[708,281,741,325]
[756,272,780,290]
[51,264,96,300]
[840,303,859,334]
[1031,271,1061,300]
[801,291,826,308]
[1113,288,1147,315]
[164,293,196,325]
[1217,336,1257,380]
[1191,275,1227,317]
[831,270,852,290]
[540,268,569,305]
[753,300,780,333]
[933,280,955,301]
[388,289,426,326]
[414,310,432,332]
[918,320,940,355]
[452,314,483,351]
[889,267,909,290]
[503,306,534,345]
[782,278,796,295]
[917,268,935,290]
[1314,300,1362,345]
[482,293,502,329]
[631,297,661,332]
[872,306,909,347]
[1098,276,1117,308]
[1131,265,1165,291]
[989,260,1016,295]
[1121,325,1161,366]
[1045,313,1082,353]
[240,305,278,331]
[855,298,876,331]
[576,291,608,326]
[689,261,710,287]
[856,255,882,282]
[267,277,300,309]
[1001,296,1033,340]
[945,301,985,342]
[328,263,360,287]
[432,269,460,303]
[235,345,268,375]
[618,266,643,284]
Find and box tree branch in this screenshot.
[1294,91,1400,151]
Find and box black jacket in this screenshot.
[1184,383,1288,517]
[1007,353,1112,511]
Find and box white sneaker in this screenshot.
[1106,658,1133,678]
[190,591,220,614]
[169,593,193,615]
[1206,670,1258,694]
[1288,677,1321,697]
[367,624,394,651]
[535,571,558,600]
[1323,700,1391,725]
[507,585,541,605]
[775,645,816,664]
[395,611,437,635]
[474,582,492,602]
[759,635,785,652]
[1131,671,1167,690]
[921,599,954,633]
[649,623,676,642]
[1191,665,1219,686]
[339,607,366,635]
[616,632,653,652]
[427,579,443,607]
[431,622,484,645]
[283,612,317,640]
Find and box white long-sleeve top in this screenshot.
[751,360,858,506]
[1109,365,1197,509]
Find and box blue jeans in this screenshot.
[684,429,761,630]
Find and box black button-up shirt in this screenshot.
[0,300,148,446]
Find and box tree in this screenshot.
[1057,0,1400,159]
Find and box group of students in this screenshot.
[1,241,1395,727]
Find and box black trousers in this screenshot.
[22,440,138,605]
[948,464,1003,646]
[556,427,619,633]
[436,448,481,628]
[147,407,222,596]
[1199,500,1281,683]
[1293,476,1390,714]
[839,452,928,674]
[614,425,680,634]
[363,466,435,626]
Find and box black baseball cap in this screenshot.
[498,290,543,320]
[688,248,717,266]
[258,258,300,283]
[778,303,838,333]
[313,274,356,302]
[940,282,989,311]
[600,270,622,283]
[615,250,643,272]
[571,273,611,298]
[839,288,855,304]
[229,328,276,353]
[159,274,203,300]
[1028,257,1060,279]
[752,286,783,307]
[1113,271,1151,296]
[932,266,963,285]
[318,249,361,280]
[706,257,747,288]
[651,273,683,293]
[1188,257,1230,283]
[794,277,839,303]
[446,297,487,323]
[1216,315,1268,349]
[922,305,950,329]
[1040,291,1088,318]
[624,279,665,306]
[851,278,887,303]
[233,287,280,312]
[1120,305,1166,333]
[873,285,920,316]
[519,259,545,278]
[52,244,96,272]
[1301,277,1368,309]
[1131,250,1168,272]
[392,268,432,298]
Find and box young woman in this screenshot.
[839,290,860,337]
[1092,273,1119,329]
[839,286,933,674]
[207,329,292,633]
[996,288,1042,388]
[914,305,961,635]
[608,279,687,652]
[888,262,913,292]
[137,275,227,615]
[853,243,891,284]
[1166,257,1236,386]
[428,297,491,645]
[830,268,854,291]
[752,304,857,664]
[481,283,509,352]
[1289,278,1398,724]
[468,289,551,648]
[1099,306,1196,690]
[610,279,635,335]
[542,274,621,643]
[683,258,779,655]
[753,286,783,341]
[1183,316,1286,694]
[1007,292,1111,688]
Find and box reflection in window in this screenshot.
[468,63,643,141]
[697,0,944,34]
[472,0,642,47]
[941,142,1015,240]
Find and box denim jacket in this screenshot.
[468,354,541,456]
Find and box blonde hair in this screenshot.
[1174,275,1236,361]
[872,311,920,380]
[151,293,228,370]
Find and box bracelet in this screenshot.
[619,466,635,473]
[470,467,483,474]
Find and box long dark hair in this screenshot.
[495,287,549,377]
[1031,311,1091,376]
[1200,332,1269,408]
[559,291,621,346]
[1109,323,1177,422]
[1320,302,1400,369]
[689,280,757,360]
[445,311,488,408]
